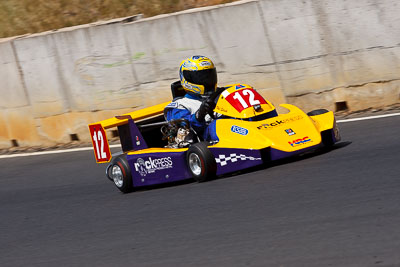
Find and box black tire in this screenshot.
[307,109,329,116]
[321,129,335,148]
[106,164,115,182]
[110,154,133,193]
[186,142,217,182]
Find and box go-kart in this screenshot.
[88,83,340,193]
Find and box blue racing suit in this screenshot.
[164,93,219,141]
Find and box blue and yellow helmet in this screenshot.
[179,56,217,97]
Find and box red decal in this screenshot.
[288,136,312,147]
[89,124,112,163]
[225,88,266,113]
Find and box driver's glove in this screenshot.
[195,98,216,122]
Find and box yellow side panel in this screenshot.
[308,112,335,132]
[212,119,272,150]
[213,104,324,152]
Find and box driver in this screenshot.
[164,55,219,141]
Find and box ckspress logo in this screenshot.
[257,115,303,129]
[134,157,173,177]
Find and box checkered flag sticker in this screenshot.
[215,153,261,166]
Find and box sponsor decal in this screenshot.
[285,128,295,136]
[235,84,245,90]
[135,158,147,176]
[215,105,228,113]
[166,102,178,108]
[231,125,249,136]
[183,82,201,93]
[257,115,303,129]
[184,82,193,89]
[199,61,211,67]
[215,153,261,166]
[135,136,141,146]
[183,61,197,70]
[134,157,173,177]
[225,88,266,113]
[288,136,311,147]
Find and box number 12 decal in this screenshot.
[89,124,111,163]
[232,89,261,109]
[93,131,107,159]
[226,88,266,112]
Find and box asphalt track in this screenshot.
[1,115,400,267]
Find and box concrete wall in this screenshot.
[259,0,400,110]
[1,0,399,148]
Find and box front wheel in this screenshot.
[186,142,217,182]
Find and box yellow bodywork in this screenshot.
[88,101,169,129]
[212,104,335,152]
[127,147,188,155]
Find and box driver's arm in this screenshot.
[165,108,206,132]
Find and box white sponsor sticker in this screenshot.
[134,157,173,177]
[199,61,211,67]
[222,90,230,98]
[166,102,178,108]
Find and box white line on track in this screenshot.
[1,112,400,159]
[336,112,400,123]
[0,144,120,159]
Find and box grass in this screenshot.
[0,0,236,38]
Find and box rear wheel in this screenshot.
[187,142,217,182]
[110,155,133,193]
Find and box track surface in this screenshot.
[1,116,400,267]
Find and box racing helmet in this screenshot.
[179,56,217,97]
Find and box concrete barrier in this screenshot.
[259,0,400,111]
[0,0,399,148]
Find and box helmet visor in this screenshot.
[183,68,217,95]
